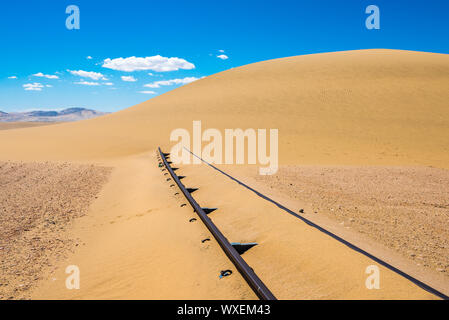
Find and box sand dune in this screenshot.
[0,122,57,131]
[0,49,448,167]
[0,49,448,299]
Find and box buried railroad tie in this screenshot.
[202,208,218,215]
[231,243,258,255]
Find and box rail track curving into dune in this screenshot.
[157,147,276,300]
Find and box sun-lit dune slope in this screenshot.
[1,49,448,167]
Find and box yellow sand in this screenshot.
[0,122,57,131]
[0,49,448,299]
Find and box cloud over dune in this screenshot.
[139,90,156,94]
[102,55,195,72]
[143,77,200,88]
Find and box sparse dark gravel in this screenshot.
[0,161,111,299]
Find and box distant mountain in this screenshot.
[0,108,108,122]
[59,107,87,115]
[28,110,59,117]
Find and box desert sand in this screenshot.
[0,122,57,131]
[251,165,449,276]
[0,162,111,299]
[0,49,448,299]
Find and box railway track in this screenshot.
[158,147,448,300]
[157,147,276,300]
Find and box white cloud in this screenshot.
[121,75,137,82]
[87,56,93,59]
[74,80,113,86]
[102,55,195,72]
[218,49,225,53]
[8,76,17,79]
[68,70,107,80]
[148,72,154,76]
[139,90,156,94]
[33,72,59,79]
[217,54,229,60]
[23,83,44,91]
[46,85,53,87]
[74,81,100,86]
[144,77,200,88]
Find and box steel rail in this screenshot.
[183,147,449,300]
[158,147,276,300]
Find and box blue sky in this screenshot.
[0,0,448,113]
